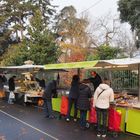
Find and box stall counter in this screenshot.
[52,98,61,112]
[116,107,126,132]
[126,108,140,135]
[52,97,140,135]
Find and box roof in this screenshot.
[44,61,98,69]
[44,58,140,70]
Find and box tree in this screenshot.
[118,0,140,47]
[0,0,36,40]
[30,0,56,25]
[26,10,61,64]
[0,0,59,65]
[0,10,61,65]
[87,44,121,60]
[0,0,36,59]
[118,0,140,31]
[54,6,91,62]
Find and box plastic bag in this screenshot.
[9,91,15,99]
[108,107,122,132]
[88,98,97,123]
[60,96,68,115]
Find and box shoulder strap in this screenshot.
[97,89,105,99]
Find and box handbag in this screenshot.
[97,89,105,99]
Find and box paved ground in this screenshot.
[0,99,140,140]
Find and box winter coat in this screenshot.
[93,83,114,109]
[0,75,7,89]
[77,83,92,111]
[8,77,15,91]
[88,74,102,91]
[43,80,56,99]
[69,80,79,99]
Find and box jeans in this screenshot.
[66,98,78,119]
[43,99,53,117]
[96,107,108,134]
[80,110,87,127]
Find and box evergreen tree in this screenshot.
[118,0,140,48]
[1,10,60,65]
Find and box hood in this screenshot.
[98,83,110,90]
[79,83,88,90]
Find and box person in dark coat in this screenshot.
[0,74,7,90]
[35,77,46,89]
[66,75,80,122]
[89,71,102,91]
[0,74,7,98]
[8,76,16,104]
[42,80,57,118]
[83,71,102,92]
[77,82,92,129]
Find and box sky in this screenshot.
[52,0,119,18]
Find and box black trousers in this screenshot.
[96,107,108,135]
[66,98,78,119]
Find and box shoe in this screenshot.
[97,133,101,137]
[102,134,106,138]
[73,118,77,122]
[66,118,70,122]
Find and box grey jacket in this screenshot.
[43,80,56,99]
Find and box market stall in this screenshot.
[0,62,44,104]
[44,58,140,135]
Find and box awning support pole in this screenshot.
[138,64,140,101]
[77,68,80,77]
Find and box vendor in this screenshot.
[83,71,102,92]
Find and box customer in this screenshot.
[42,80,57,119]
[77,81,92,130]
[0,73,7,98]
[66,75,80,122]
[93,77,114,138]
[35,77,46,89]
[8,76,16,104]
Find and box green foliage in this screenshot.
[118,0,140,31]
[87,45,121,60]
[0,44,27,66]
[54,6,89,44]
[26,10,61,65]
[0,1,60,65]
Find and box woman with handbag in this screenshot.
[93,77,114,138]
